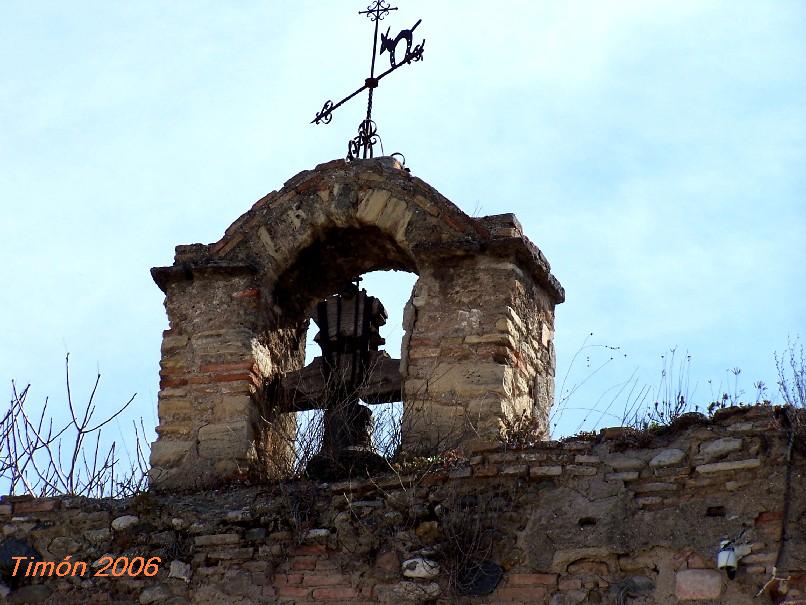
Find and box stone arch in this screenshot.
[271,225,417,323]
[150,157,564,488]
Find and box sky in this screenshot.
[1,0,804,463]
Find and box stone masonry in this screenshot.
[149,157,564,488]
[1,406,803,604]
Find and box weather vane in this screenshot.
[311,1,425,161]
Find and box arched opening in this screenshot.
[262,226,419,480]
[291,269,418,478]
[272,225,416,322]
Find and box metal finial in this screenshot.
[311,3,425,161]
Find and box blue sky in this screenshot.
[1,1,804,455]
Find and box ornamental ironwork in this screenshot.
[311,1,425,161]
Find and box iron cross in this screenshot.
[311,1,425,161]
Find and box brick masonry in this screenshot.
[1,406,804,604]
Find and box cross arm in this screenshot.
[311,41,425,125]
[273,353,402,412]
[311,83,371,125]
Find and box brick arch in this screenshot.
[150,157,564,488]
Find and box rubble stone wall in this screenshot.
[401,255,556,452]
[149,158,564,488]
[2,406,804,605]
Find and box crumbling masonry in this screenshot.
[149,157,564,488]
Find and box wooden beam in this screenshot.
[276,352,402,412]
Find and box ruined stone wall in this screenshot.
[152,259,305,488]
[503,257,556,434]
[154,268,263,485]
[2,406,804,605]
[401,253,556,451]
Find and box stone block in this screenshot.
[465,333,515,347]
[197,421,252,459]
[473,465,499,477]
[257,224,295,264]
[159,358,186,372]
[48,536,80,557]
[699,437,743,461]
[567,465,597,476]
[379,197,413,241]
[12,499,60,514]
[607,471,640,481]
[305,528,331,543]
[649,449,686,467]
[727,422,755,432]
[675,569,722,600]
[150,440,192,467]
[495,317,516,334]
[633,482,678,493]
[199,361,254,373]
[207,547,255,560]
[741,551,776,565]
[408,347,440,359]
[194,533,241,547]
[190,328,253,347]
[530,465,562,477]
[161,333,189,352]
[501,464,528,476]
[83,528,111,545]
[216,394,253,420]
[695,458,761,474]
[112,515,139,531]
[158,398,193,421]
[606,455,645,471]
[169,560,192,582]
[159,386,189,400]
[356,189,392,223]
[155,421,194,438]
[427,362,509,397]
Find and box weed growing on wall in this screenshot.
[777,336,805,410]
